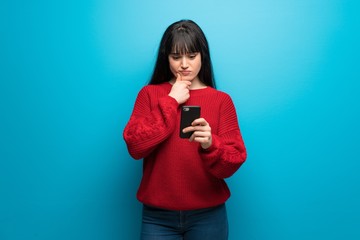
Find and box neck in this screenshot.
[189,81,207,90]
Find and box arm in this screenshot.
[199,130,247,179]
[123,87,179,159]
[198,95,247,179]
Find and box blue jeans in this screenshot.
[140,204,228,240]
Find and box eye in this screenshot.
[188,53,198,59]
[171,55,181,60]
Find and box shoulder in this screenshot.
[207,88,233,102]
[137,82,171,97]
[140,82,171,93]
[207,88,237,112]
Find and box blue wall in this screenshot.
[1,0,359,239]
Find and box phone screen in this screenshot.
[180,106,201,138]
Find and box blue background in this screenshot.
[1,0,359,239]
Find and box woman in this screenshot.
[123,19,247,240]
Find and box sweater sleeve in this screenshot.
[199,94,247,179]
[123,86,179,159]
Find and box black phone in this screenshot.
[180,106,201,138]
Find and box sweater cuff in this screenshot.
[199,134,221,154]
[159,95,179,109]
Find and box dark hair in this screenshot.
[148,20,216,88]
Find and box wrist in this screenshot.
[168,93,179,103]
[201,139,212,150]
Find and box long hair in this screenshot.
[148,20,216,88]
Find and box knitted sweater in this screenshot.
[123,82,247,210]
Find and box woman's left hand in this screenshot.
[182,118,212,149]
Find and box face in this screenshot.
[168,52,202,82]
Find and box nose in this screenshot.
[181,56,188,69]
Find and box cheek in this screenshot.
[169,61,178,75]
[195,62,202,73]
[193,56,202,73]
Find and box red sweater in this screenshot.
[123,82,247,210]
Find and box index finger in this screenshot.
[191,118,207,126]
[176,73,182,81]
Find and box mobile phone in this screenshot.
[180,106,201,138]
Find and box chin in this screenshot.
[183,76,195,81]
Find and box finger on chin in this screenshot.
[176,73,182,81]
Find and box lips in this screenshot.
[180,71,191,76]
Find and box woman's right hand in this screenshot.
[168,73,191,104]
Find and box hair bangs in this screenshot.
[170,30,200,55]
